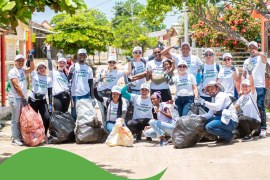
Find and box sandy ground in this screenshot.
[1,59,270,179]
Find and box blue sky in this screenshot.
[32,0,179,29]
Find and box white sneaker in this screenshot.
[12,139,23,146]
[259,129,267,138]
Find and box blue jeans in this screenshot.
[144,119,175,138]
[9,97,23,141]
[106,121,115,132]
[255,88,266,130]
[205,116,238,141]
[71,94,90,121]
[175,96,194,117]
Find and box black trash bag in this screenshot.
[188,104,207,115]
[172,115,206,149]
[75,116,107,144]
[48,111,75,144]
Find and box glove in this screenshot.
[194,97,200,106]
[22,99,28,107]
[245,64,254,75]
[49,104,53,113]
[198,97,206,106]
[126,82,136,88]
[230,65,236,72]
[126,56,133,62]
[69,66,75,74]
[91,98,96,107]
[173,45,180,50]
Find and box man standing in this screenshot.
[242,41,267,137]
[68,48,95,120]
[8,54,34,145]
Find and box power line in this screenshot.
[89,0,112,9]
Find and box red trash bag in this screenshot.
[20,105,45,146]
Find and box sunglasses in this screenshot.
[141,88,149,91]
[205,53,213,57]
[133,51,142,54]
[154,51,161,55]
[178,65,187,68]
[108,61,116,64]
[16,60,25,63]
[223,58,231,61]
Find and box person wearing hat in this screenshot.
[198,48,222,111]
[65,54,74,72]
[161,42,203,78]
[94,85,127,132]
[170,60,198,116]
[8,54,34,146]
[50,57,70,113]
[242,41,267,138]
[121,82,153,142]
[217,53,239,100]
[95,56,131,131]
[197,80,238,144]
[28,61,53,138]
[68,48,95,121]
[235,71,261,141]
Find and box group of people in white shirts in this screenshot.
[8,40,269,146]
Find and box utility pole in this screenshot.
[183,2,189,42]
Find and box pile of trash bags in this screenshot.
[48,111,75,144]
[105,118,133,147]
[20,105,45,146]
[75,99,107,144]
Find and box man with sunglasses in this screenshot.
[217,53,239,100]
[161,42,203,78]
[8,54,35,145]
[145,47,172,102]
[242,41,268,138]
[199,48,222,110]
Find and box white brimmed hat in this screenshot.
[222,53,232,59]
[203,80,224,94]
[15,54,26,61]
[181,42,190,48]
[204,48,214,54]
[132,46,142,53]
[107,56,117,62]
[140,83,150,90]
[78,48,87,54]
[36,62,47,70]
[241,79,250,86]
[111,85,121,94]
[248,41,258,49]
[58,58,67,63]
[177,60,188,67]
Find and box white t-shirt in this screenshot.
[102,97,127,122]
[172,53,203,76]
[97,69,124,91]
[70,63,93,96]
[146,60,169,90]
[200,63,222,97]
[203,91,238,122]
[243,56,266,88]
[51,69,69,96]
[218,67,238,97]
[236,91,261,122]
[171,73,196,96]
[156,102,173,123]
[125,60,146,90]
[29,71,53,100]
[130,94,153,120]
[8,67,27,98]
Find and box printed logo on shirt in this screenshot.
[106,74,116,83]
[76,69,88,78]
[19,72,26,82]
[204,69,218,79]
[221,69,232,78]
[176,78,190,87]
[241,96,250,107]
[34,78,47,89]
[57,73,68,84]
[136,103,152,113]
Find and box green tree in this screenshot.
[0,0,86,29]
[46,9,113,55]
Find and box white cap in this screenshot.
[15,54,26,61]
[241,79,250,86]
[204,48,214,54]
[107,56,117,62]
[36,62,47,70]
[78,48,87,54]
[248,41,258,49]
[111,85,121,94]
[181,42,190,48]
[132,46,142,53]
[222,53,232,59]
[177,60,188,67]
[140,83,150,90]
[58,58,67,63]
